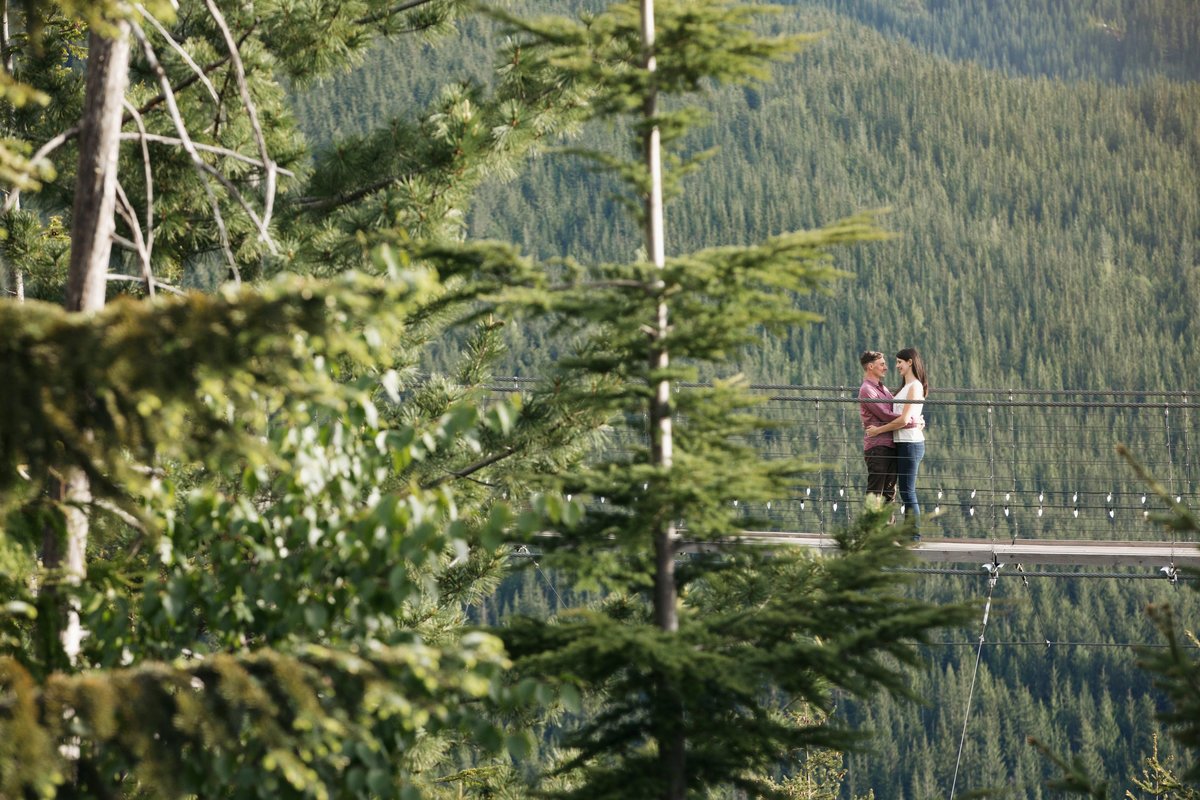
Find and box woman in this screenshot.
[866,348,928,524]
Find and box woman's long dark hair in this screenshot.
[895,347,929,397]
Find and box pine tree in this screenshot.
[413,1,978,797]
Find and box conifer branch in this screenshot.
[122,100,155,261]
[0,56,247,220]
[131,51,236,119]
[294,172,419,210]
[548,278,654,292]
[116,133,297,176]
[103,271,186,295]
[354,0,439,27]
[203,0,279,239]
[0,127,73,216]
[1,44,243,219]
[135,3,221,106]
[422,447,516,490]
[131,19,242,284]
[113,183,154,296]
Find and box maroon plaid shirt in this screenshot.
[859,379,900,450]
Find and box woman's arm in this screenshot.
[866,387,921,436]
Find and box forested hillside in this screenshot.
[287,2,1200,798]
[467,10,1199,391]
[294,1,1200,392]
[808,0,1200,84]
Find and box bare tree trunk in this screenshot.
[42,20,130,666]
[640,3,685,799]
[641,0,675,638]
[2,0,24,302]
[66,22,130,312]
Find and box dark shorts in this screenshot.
[864,445,897,502]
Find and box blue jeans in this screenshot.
[895,440,925,517]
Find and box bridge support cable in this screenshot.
[839,389,850,519]
[514,545,567,611]
[950,561,1001,800]
[892,566,1191,580]
[764,389,1199,543]
[815,398,824,533]
[740,532,1200,568]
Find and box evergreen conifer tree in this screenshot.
[413,1,978,796]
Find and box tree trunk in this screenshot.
[642,0,675,638]
[640,3,685,799]
[65,22,130,312]
[42,19,130,667]
[2,0,24,302]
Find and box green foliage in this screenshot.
[0,641,514,800]
[1138,606,1200,786]
[1030,735,1112,799]
[279,1,1200,797]
[760,708,862,800]
[1015,453,1200,798]
[485,0,819,214]
[0,263,596,796]
[1128,736,1200,800]
[501,515,976,800]
[1124,450,1200,786]
[1,0,588,298]
[0,267,435,520]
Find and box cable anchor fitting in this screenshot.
[981,559,1002,588]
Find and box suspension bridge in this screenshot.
[491,380,1199,570]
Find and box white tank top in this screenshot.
[894,380,925,442]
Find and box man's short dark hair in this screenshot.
[860,350,884,369]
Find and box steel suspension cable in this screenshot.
[815,398,823,519]
[950,566,999,800]
[839,388,849,515]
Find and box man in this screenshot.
[858,350,904,507]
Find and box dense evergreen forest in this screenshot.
[294,0,1200,392]
[289,2,1200,798]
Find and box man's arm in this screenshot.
[859,386,900,427]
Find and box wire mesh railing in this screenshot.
[739,386,1196,542]
[488,380,1197,543]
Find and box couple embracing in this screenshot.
[858,348,929,528]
